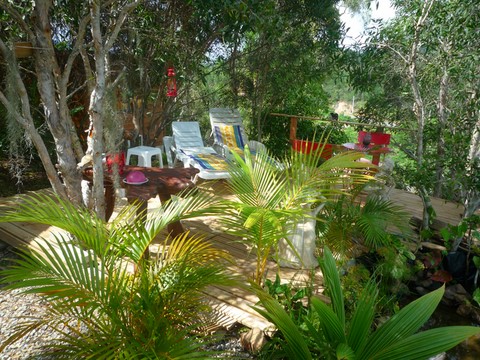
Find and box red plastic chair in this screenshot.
[358,131,391,146]
[356,131,391,165]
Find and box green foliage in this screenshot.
[440,214,480,252]
[346,0,480,209]
[216,141,373,284]
[252,247,480,359]
[261,114,350,159]
[318,194,413,259]
[263,273,311,324]
[473,288,480,308]
[0,191,235,358]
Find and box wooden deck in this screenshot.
[0,183,469,333]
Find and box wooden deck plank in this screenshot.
[388,188,465,225]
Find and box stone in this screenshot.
[444,285,457,300]
[457,304,472,317]
[240,327,268,354]
[445,284,471,304]
[416,286,429,296]
[453,283,468,295]
[419,279,433,289]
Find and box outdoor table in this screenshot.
[121,166,199,236]
[82,166,199,236]
[341,142,392,165]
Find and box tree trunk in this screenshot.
[434,65,449,197]
[461,94,480,221]
[33,1,82,204]
[0,86,66,200]
[85,0,141,219]
[87,0,107,220]
[406,0,435,230]
[0,38,70,202]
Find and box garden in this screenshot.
[1,0,479,359]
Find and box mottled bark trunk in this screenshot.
[33,1,82,204]
[407,0,435,229]
[461,96,480,221]
[0,52,66,199]
[433,66,448,197]
[87,0,107,220]
[85,0,140,219]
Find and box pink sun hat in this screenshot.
[125,170,147,184]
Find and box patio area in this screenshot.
[0,180,468,333]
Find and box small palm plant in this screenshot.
[318,194,413,259]
[217,138,374,284]
[252,246,480,359]
[0,190,235,359]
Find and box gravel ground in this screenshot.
[0,242,57,360]
[0,240,255,359]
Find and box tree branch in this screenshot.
[0,2,35,40]
[105,0,141,51]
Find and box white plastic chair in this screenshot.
[126,146,163,167]
[209,108,266,160]
[171,121,230,181]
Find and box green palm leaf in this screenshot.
[251,283,313,360]
[347,280,378,354]
[369,326,480,360]
[0,189,235,358]
[358,198,412,249]
[0,192,108,254]
[359,285,445,359]
[319,246,345,326]
[311,297,347,344]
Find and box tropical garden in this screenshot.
[0,0,479,358]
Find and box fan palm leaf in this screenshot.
[346,280,378,354]
[319,194,413,259]
[251,282,313,360]
[358,197,412,250]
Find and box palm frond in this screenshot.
[0,192,108,254]
[360,285,445,359]
[319,247,345,327]
[369,326,480,360]
[347,279,378,354]
[311,297,347,345]
[251,283,313,360]
[1,234,131,316]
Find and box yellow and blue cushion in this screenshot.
[183,151,229,171]
[214,125,246,149]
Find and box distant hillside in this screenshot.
[334,101,355,116]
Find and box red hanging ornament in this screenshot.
[166,67,177,97]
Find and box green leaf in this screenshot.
[473,288,480,307]
[319,247,345,327]
[347,280,378,354]
[370,327,480,360]
[360,285,445,359]
[311,297,347,345]
[336,342,356,360]
[251,284,312,360]
[473,256,480,269]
